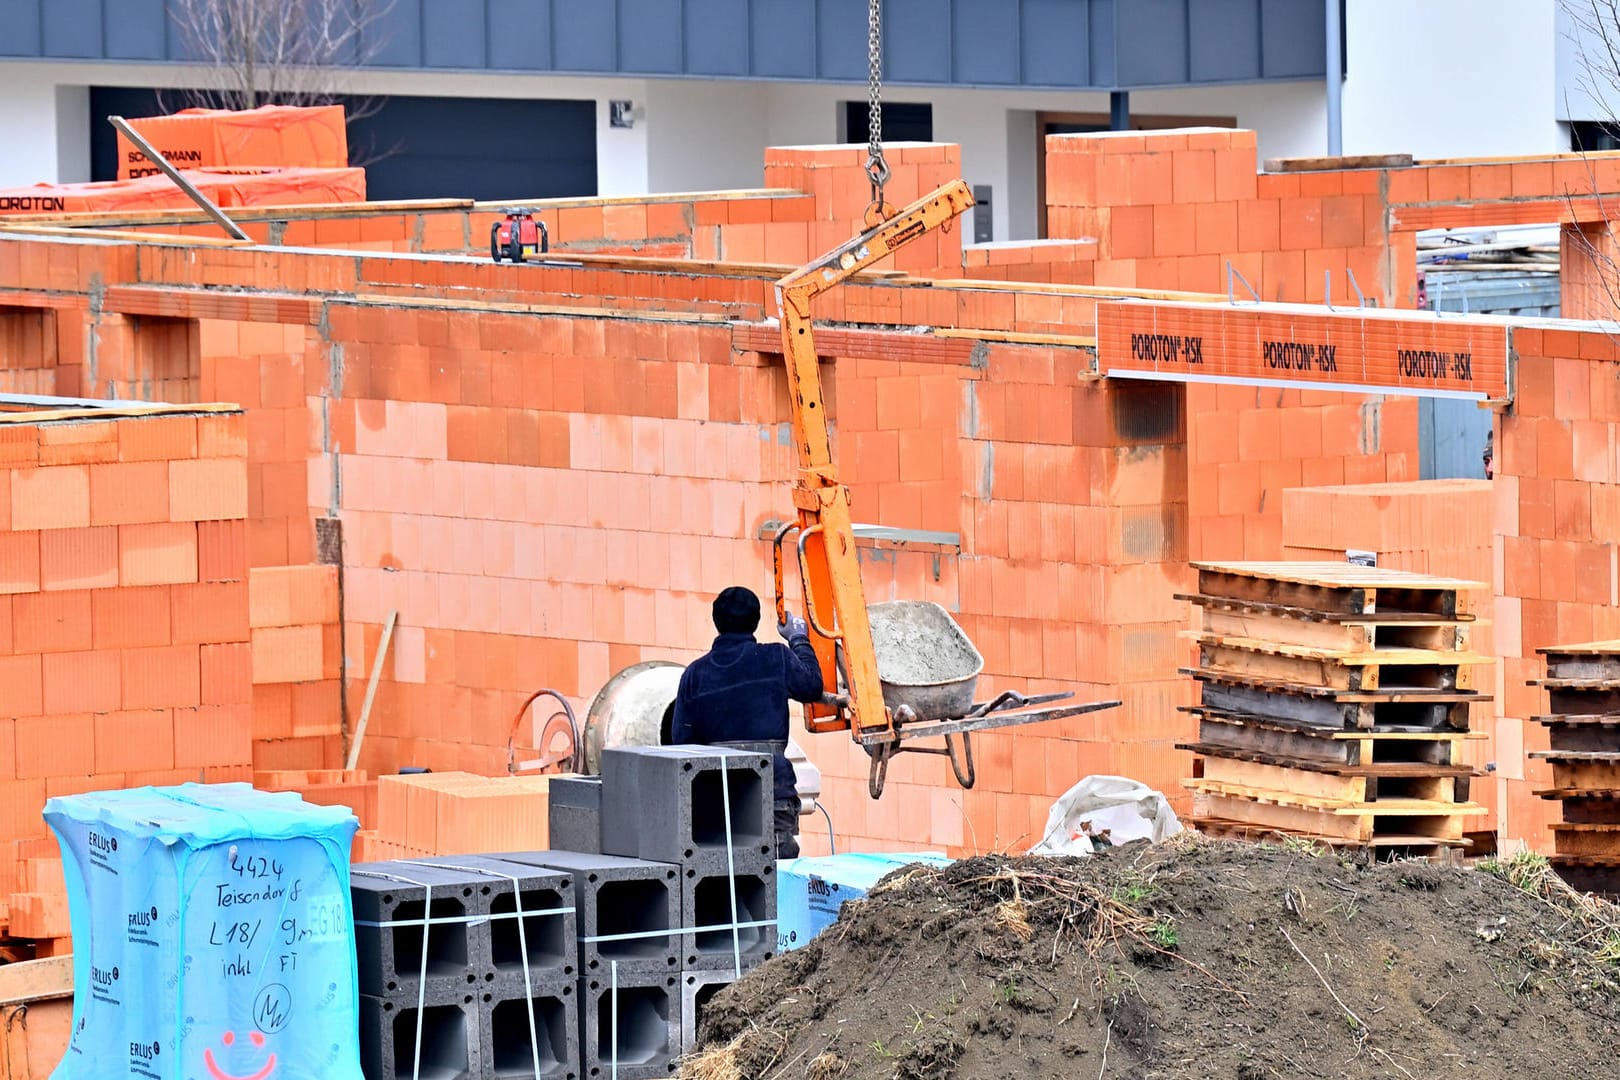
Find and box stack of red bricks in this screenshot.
[0,408,253,950]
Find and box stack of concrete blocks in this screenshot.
[506,850,682,1080]
[598,746,779,1054]
[351,857,579,1079]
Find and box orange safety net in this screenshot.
[116,105,349,180]
[0,167,367,216]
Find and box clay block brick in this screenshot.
[118,415,197,462]
[170,458,249,521]
[0,656,42,717]
[37,423,116,467]
[0,531,39,595]
[174,703,253,768]
[197,519,249,582]
[16,713,92,779]
[38,526,118,591]
[12,466,89,531]
[41,651,120,715]
[252,624,324,684]
[90,584,171,650]
[171,581,249,644]
[119,521,198,586]
[13,589,92,655]
[94,709,176,774]
[197,413,249,458]
[89,461,169,526]
[121,643,201,709]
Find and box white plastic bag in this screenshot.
[1028,775,1183,856]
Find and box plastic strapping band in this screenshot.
[353,869,432,1080]
[610,959,619,1080]
[720,761,742,979]
[417,861,543,1080]
[354,909,576,929]
[581,919,775,944]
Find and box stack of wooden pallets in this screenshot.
[1529,641,1620,897]
[1177,561,1492,859]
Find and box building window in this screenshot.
[843,102,933,145]
[1572,121,1620,153]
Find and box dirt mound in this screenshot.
[685,838,1620,1079]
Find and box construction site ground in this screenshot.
[689,840,1620,1079]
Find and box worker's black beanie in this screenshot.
[713,586,761,634]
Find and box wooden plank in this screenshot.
[1537,639,1620,656]
[1192,793,1371,841]
[1190,561,1483,592]
[1197,609,1472,653]
[1178,738,1474,777]
[0,955,72,1005]
[1186,778,1483,818]
[1191,563,1479,620]
[1193,669,1485,705]
[1263,154,1415,172]
[1179,593,1477,625]
[1192,817,1463,852]
[1199,755,1368,801]
[1190,689,1474,733]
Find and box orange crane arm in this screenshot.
[773,180,976,744]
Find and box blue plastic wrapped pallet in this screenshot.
[44,782,363,1080]
[776,852,953,950]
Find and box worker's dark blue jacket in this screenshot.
[670,632,824,800]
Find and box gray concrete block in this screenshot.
[352,860,494,999]
[360,986,480,1080]
[679,969,736,1055]
[600,746,774,866]
[479,978,579,1080]
[578,971,680,1080]
[498,851,680,977]
[678,859,777,971]
[547,776,603,854]
[416,855,578,982]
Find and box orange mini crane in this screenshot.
[769,182,1120,799]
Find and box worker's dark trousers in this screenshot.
[774,799,801,860]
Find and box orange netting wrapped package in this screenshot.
[116,104,349,179]
[0,166,366,216]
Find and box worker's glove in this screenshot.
[779,610,810,642]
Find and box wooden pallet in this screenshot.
[1536,641,1620,680]
[1184,600,1476,654]
[1189,754,1464,804]
[1190,561,1482,619]
[1191,673,1485,730]
[1193,634,1487,692]
[1550,822,1620,857]
[1187,709,1483,767]
[1528,750,1620,791]
[1188,781,1486,843]
[1179,738,1476,779]
[1192,816,1465,859]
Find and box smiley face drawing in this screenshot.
[203,1031,277,1080]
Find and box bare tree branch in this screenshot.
[163,0,399,162]
[1560,0,1620,327]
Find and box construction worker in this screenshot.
[670,586,823,859]
[1484,429,1494,479]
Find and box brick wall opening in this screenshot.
[130,316,200,403]
[0,307,58,395]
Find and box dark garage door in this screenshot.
[90,88,597,202]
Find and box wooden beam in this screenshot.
[0,955,72,1005]
[107,115,250,242]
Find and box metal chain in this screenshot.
[865,0,889,207]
